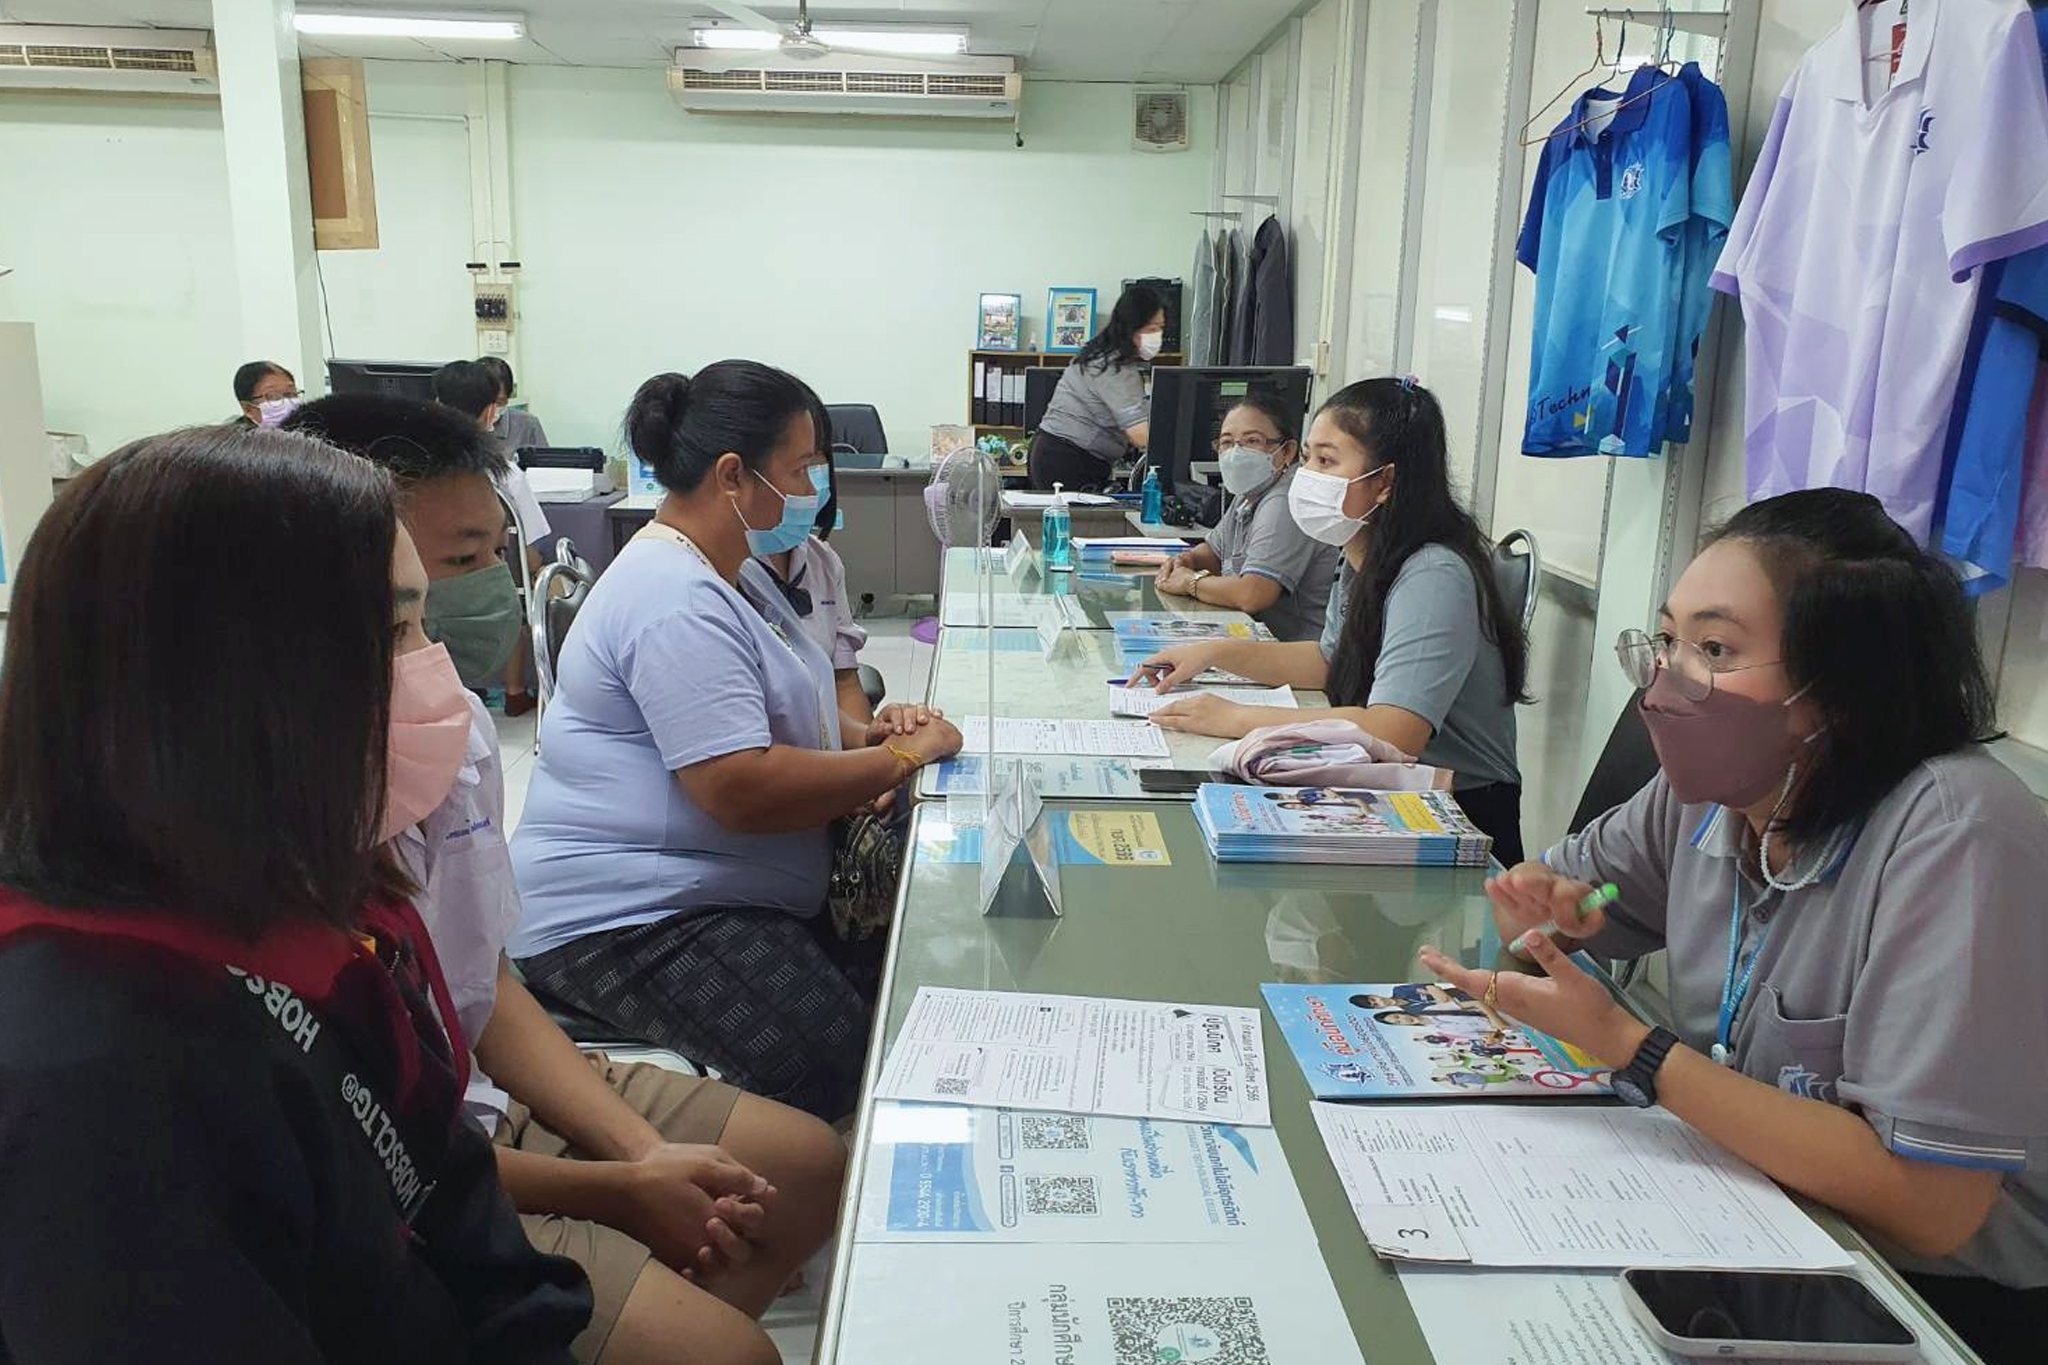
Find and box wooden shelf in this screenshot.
[967,349,1184,430]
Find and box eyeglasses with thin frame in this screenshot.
[1614,627,1783,703]
[1211,434,1291,455]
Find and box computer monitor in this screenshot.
[1149,366,1314,515]
[326,359,442,403]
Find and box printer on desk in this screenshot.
[518,446,612,501]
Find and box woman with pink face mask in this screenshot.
[1420,489,2048,1365]
[230,358,303,428]
[0,427,590,1363]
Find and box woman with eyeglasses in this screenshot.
[1133,377,1529,862]
[1418,488,2048,1365]
[1153,389,1339,642]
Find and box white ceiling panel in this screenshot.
[0,0,1303,80]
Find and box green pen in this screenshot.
[1576,882,1620,926]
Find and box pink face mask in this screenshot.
[1637,667,1813,809]
[380,643,473,843]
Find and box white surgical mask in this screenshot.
[256,396,303,429]
[1136,332,1164,362]
[1218,446,1280,496]
[1288,464,1387,546]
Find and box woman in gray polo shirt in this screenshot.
[1421,490,2048,1365]
[1155,389,1339,642]
[1029,284,1166,491]
[1135,378,1528,861]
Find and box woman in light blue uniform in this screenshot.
[510,362,961,1120]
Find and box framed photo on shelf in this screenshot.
[1045,286,1097,354]
[976,292,1023,351]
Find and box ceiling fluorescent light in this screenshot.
[692,27,780,50]
[690,22,967,56]
[813,28,967,56]
[294,13,526,40]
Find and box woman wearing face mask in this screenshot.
[231,359,302,428]
[510,364,962,1123]
[1154,389,1338,641]
[1133,377,1529,861]
[0,427,590,1363]
[1028,283,1168,492]
[1418,490,2048,1365]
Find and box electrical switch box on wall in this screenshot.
[474,279,514,353]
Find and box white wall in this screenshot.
[1,65,1214,465]
[507,69,1214,459]
[0,90,243,455]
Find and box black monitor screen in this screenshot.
[326,359,442,403]
[1149,366,1313,517]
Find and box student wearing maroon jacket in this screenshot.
[0,427,590,1365]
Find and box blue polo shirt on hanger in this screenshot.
[1517,64,1695,457]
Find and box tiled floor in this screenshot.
[491,610,934,1363]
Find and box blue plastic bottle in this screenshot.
[1042,482,1074,571]
[1141,466,1163,525]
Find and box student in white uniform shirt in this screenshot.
[437,358,552,715]
[308,401,845,1365]
[1154,388,1338,641]
[755,403,876,723]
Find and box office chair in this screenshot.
[1492,528,1542,637]
[826,403,888,455]
[528,537,595,712]
[1567,688,1662,988]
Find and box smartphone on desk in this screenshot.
[1137,768,1213,795]
[1619,1268,1919,1361]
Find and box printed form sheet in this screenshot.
[1107,684,1297,716]
[878,988,1271,1126]
[856,1102,1312,1243]
[960,717,1173,758]
[835,1242,1364,1365]
[1396,1253,1969,1365]
[1311,1103,1850,1270]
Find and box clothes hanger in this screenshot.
[1517,14,1610,146]
[1521,13,1681,148]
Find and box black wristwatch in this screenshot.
[1612,1026,1679,1108]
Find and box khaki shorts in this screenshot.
[494,1052,742,1363]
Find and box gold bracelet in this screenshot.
[885,743,923,778]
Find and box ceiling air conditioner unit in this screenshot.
[0,26,217,94]
[669,50,1019,120]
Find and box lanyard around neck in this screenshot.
[1713,877,1775,1066]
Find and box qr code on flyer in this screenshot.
[931,1076,970,1096]
[1107,1296,1271,1365]
[1022,1174,1100,1216]
[1020,1114,1091,1151]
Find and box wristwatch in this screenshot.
[1189,569,1213,584]
[1611,1026,1679,1108]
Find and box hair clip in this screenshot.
[1398,374,1419,392]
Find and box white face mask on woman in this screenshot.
[1218,446,1280,496]
[1287,464,1389,545]
[1136,332,1165,362]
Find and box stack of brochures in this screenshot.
[1112,616,1272,666]
[1074,535,1190,565]
[1193,783,1491,866]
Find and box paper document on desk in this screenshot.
[1312,1102,1851,1270]
[1396,1252,1968,1365]
[856,1101,1311,1243]
[1004,490,1116,508]
[930,755,1166,799]
[834,1241,1364,1364]
[877,987,1271,1126]
[960,716,1171,758]
[1108,683,1296,717]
